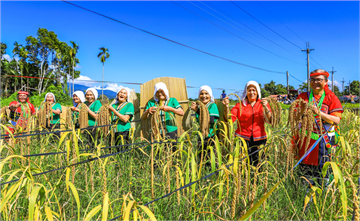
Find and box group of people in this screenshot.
[5,68,343,181]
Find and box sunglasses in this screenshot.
[310,78,325,83]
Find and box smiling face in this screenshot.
[46,94,54,103]
[156,89,166,101]
[86,91,95,103]
[199,90,210,104]
[246,85,258,101]
[310,75,328,92]
[18,94,27,103]
[117,89,128,103]
[73,94,81,104]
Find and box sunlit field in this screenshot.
[0,108,359,220]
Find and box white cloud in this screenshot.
[73,75,123,92]
[75,64,82,69]
[328,80,341,88]
[74,75,96,87]
[1,54,11,61]
[95,83,123,92]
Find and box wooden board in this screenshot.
[140,77,189,138]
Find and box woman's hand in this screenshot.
[109,105,115,113]
[260,98,268,107]
[190,102,198,112]
[148,106,157,115]
[222,96,230,108]
[70,106,80,112]
[160,106,172,112]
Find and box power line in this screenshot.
[256,2,307,43]
[172,1,303,65]
[230,1,302,50]
[289,74,303,83]
[61,0,283,74]
[205,1,298,55]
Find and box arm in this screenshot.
[311,105,340,125]
[51,109,61,115]
[222,96,230,122]
[163,106,184,116]
[260,99,271,123]
[110,106,131,123]
[87,107,97,120]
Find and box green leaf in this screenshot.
[66,181,81,220]
[84,205,101,221]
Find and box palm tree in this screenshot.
[97,47,110,97]
[69,41,79,94]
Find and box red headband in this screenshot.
[18,91,29,95]
[310,72,329,78]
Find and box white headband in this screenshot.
[241,80,261,106]
[85,88,99,100]
[154,82,170,102]
[44,92,56,102]
[198,85,214,103]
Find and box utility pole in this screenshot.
[341,78,345,96]
[349,80,351,95]
[286,71,289,92]
[301,42,314,92]
[330,67,336,91]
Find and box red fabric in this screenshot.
[310,71,329,78]
[9,101,36,116]
[294,90,343,165]
[230,99,271,141]
[18,91,29,95]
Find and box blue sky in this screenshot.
[1,1,359,98]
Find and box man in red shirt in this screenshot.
[294,69,343,183]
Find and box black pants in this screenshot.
[245,137,267,168]
[108,131,130,153]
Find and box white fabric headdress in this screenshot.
[85,88,99,101]
[72,91,85,106]
[241,80,261,106]
[198,85,215,103]
[153,82,169,102]
[116,87,131,102]
[44,92,56,103]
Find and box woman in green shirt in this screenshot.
[84,88,102,144]
[142,82,184,140]
[70,91,86,129]
[42,92,62,130]
[190,85,219,160]
[84,88,102,127]
[109,87,134,146]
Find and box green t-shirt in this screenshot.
[85,100,102,126]
[51,103,62,124]
[111,102,134,132]
[39,102,62,125]
[195,102,219,138]
[145,97,182,133]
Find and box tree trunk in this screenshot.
[72,59,75,95]
[102,63,104,97]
